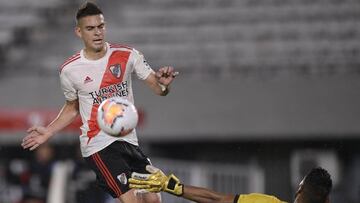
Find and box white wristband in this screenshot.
[159,83,167,92]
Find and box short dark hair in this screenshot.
[76,1,103,22]
[302,167,332,203]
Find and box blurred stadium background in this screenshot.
[0,0,359,202]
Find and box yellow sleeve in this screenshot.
[237,193,287,203]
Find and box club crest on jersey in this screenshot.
[117,173,128,185]
[109,64,122,79]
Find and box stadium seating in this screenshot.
[1,0,358,78]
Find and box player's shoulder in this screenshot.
[109,43,146,61]
[59,52,81,74]
[109,43,134,52]
[238,193,286,203]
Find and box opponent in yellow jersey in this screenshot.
[236,193,287,203]
[129,165,332,203]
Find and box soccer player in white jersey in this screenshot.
[21,2,176,203]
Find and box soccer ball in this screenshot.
[97,97,139,137]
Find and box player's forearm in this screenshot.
[149,82,169,96]
[145,73,170,96]
[182,185,235,203]
[46,100,79,136]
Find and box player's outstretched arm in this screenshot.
[182,185,235,203]
[129,165,235,203]
[130,166,287,203]
[145,66,178,96]
[21,99,79,151]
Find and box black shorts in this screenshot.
[84,141,151,198]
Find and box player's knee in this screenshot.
[119,189,161,203]
[143,192,161,203]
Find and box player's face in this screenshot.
[76,14,106,53]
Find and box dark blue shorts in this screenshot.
[84,141,151,198]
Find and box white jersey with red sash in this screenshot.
[59,42,153,157]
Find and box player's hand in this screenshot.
[21,126,52,151]
[129,165,184,196]
[155,66,178,86]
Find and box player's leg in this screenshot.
[84,148,126,199]
[84,141,161,203]
[118,189,161,203]
[126,142,162,203]
[140,192,161,203]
